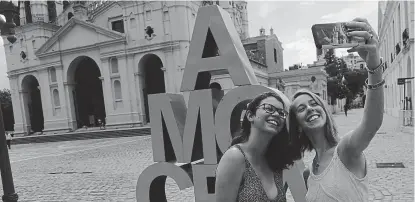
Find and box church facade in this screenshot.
[3,1,285,135]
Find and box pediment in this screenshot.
[36,18,125,56]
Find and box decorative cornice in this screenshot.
[125,40,182,55]
[35,17,125,57]
[38,38,126,59]
[7,61,63,77]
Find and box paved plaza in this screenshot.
[0,108,413,202]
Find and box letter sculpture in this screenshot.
[136,5,307,202]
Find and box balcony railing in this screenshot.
[396,43,401,55]
[403,28,409,47]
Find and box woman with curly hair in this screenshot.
[215,91,302,202]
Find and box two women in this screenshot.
[216,17,383,202]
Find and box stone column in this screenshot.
[100,59,113,126]
[124,54,141,125]
[64,82,77,131]
[18,90,30,135]
[38,69,53,131]
[117,55,130,112]
[8,77,25,135]
[55,66,66,119]
[134,71,145,124]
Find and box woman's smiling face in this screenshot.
[292,94,327,131]
[248,97,286,135]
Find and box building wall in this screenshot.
[378,0,414,118]
[4,1,278,135]
[269,65,328,102]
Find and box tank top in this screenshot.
[234,145,286,202]
[306,145,368,202]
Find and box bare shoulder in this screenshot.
[215,146,246,201]
[217,146,246,169]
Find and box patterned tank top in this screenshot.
[234,145,286,202]
[306,145,368,202]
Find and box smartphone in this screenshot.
[312,22,363,49]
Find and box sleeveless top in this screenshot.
[306,145,368,202]
[234,145,286,202]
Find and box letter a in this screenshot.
[180,5,258,92]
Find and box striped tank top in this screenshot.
[306,145,368,202]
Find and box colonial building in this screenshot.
[271,63,328,102]
[2,1,284,135]
[341,53,366,70]
[378,1,414,120]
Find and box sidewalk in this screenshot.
[334,108,414,202]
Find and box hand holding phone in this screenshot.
[312,22,364,49]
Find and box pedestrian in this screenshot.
[5,131,12,149]
[288,18,384,202]
[344,104,348,117]
[215,91,302,202]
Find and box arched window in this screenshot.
[114,80,122,100]
[50,67,57,83]
[111,57,119,74]
[53,89,60,107]
[68,12,74,20]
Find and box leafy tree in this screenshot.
[324,49,349,104]
[0,89,14,131]
[323,49,368,105]
[343,68,368,99]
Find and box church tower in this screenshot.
[215,1,249,40]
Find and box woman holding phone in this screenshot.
[215,91,302,202]
[289,18,384,202]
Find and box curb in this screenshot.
[10,127,151,145]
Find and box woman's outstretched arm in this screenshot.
[340,18,384,156]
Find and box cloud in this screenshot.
[283,29,317,68]
[258,3,270,18]
[300,1,316,6]
[319,1,378,27]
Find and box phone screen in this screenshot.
[312,22,362,49]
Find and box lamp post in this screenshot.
[0,0,20,44]
[0,1,19,201]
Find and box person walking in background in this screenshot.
[344,104,348,117]
[5,131,12,149]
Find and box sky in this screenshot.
[0,0,379,90]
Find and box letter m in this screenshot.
[148,89,217,164]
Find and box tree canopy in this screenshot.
[324,49,368,105]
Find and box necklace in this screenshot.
[313,158,320,171]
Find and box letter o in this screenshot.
[136,162,193,202]
[214,85,274,153]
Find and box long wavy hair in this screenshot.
[231,92,302,171]
[288,89,339,154]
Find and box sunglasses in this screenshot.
[257,103,288,119]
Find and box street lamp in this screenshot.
[0,0,20,44]
[0,2,19,201]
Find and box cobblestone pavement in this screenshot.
[1,108,413,202]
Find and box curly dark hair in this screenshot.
[231,92,302,171]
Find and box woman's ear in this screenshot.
[246,110,255,122]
